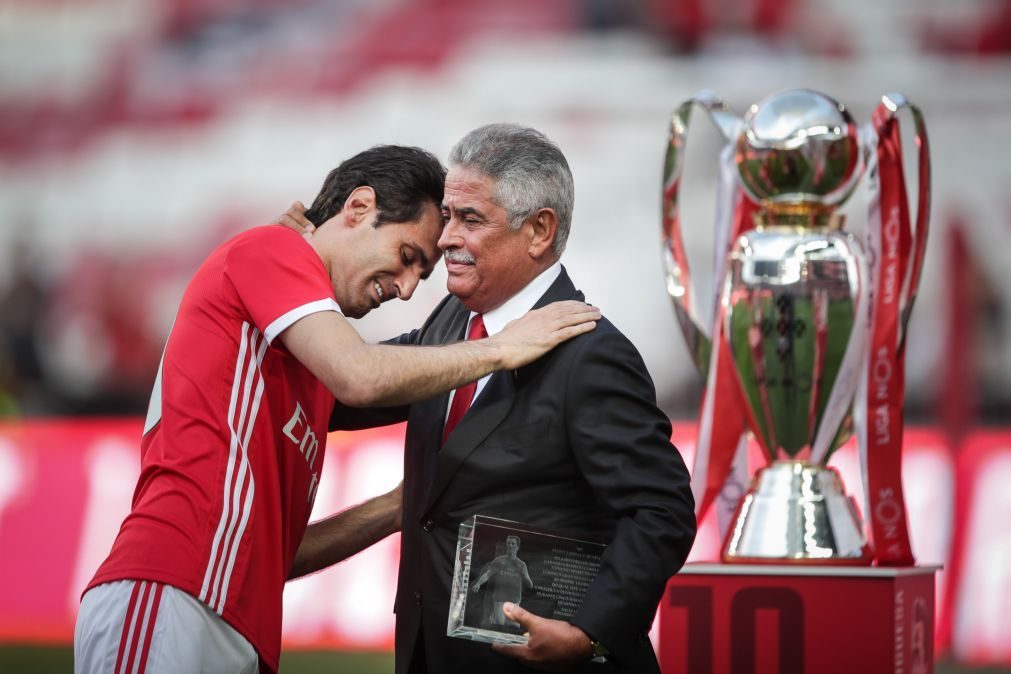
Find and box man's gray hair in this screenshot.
[449,123,573,256]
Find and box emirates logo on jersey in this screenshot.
[282,402,321,505]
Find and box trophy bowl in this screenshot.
[735,89,863,213]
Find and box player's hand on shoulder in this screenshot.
[492,301,600,370]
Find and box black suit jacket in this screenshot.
[332,268,696,674]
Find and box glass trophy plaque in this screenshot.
[447,515,606,645]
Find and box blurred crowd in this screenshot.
[1,0,1009,423]
[0,233,184,416]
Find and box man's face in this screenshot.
[336,201,443,319]
[506,538,519,555]
[439,166,535,313]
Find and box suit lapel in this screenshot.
[423,266,583,512]
[425,370,516,510]
[416,304,471,511]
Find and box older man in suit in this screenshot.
[290,124,696,673]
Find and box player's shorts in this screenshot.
[74,579,258,674]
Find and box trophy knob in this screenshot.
[735,89,863,214]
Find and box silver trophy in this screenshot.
[662,89,929,563]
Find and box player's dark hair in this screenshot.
[305,145,446,228]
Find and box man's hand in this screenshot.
[492,603,593,672]
[275,200,316,238]
[490,301,600,370]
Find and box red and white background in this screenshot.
[1,0,1009,669]
[0,420,1009,666]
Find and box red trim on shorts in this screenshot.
[115,581,144,673]
[135,583,164,673]
[116,581,166,674]
[126,582,152,673]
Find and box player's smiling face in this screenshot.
[340,201,443,319]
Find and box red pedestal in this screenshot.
[659,564,938,674]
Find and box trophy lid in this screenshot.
[735,89,862,216]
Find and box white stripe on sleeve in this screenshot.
[264,298,342,345]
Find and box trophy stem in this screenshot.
[753,207,846,231]
[721,461,873,565]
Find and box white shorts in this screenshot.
[75,580,258,674]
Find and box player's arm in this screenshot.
[326,328,422,431]
[272,204,601,407]
[471,564,493,592]
[520,561,533,589]
[279,302,599,408]
[288,482,402,580]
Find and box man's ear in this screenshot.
[342,186,378,227]
[526,208,559,258]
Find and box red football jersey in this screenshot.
[88,225,339,672]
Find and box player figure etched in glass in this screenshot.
[470,535,533,629]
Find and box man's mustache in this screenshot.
[444,249,475,264]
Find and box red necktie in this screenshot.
[443,314,487,444]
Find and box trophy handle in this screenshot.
[810,232,871,466]
[661,91,745,375]
[878,93,931,347]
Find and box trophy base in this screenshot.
[721,461,873,565]
[447,625,529,646]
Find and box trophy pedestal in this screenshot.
[659,563,938,674]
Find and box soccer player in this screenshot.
[73,145,600,674]
[471,535,534,628]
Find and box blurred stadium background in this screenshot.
[0,0,1009,671]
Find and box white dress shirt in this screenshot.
[445,261,563,418]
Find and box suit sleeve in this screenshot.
[564,328,696,658]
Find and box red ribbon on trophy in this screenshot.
[858,97,931,565]
[693,183,764,527]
